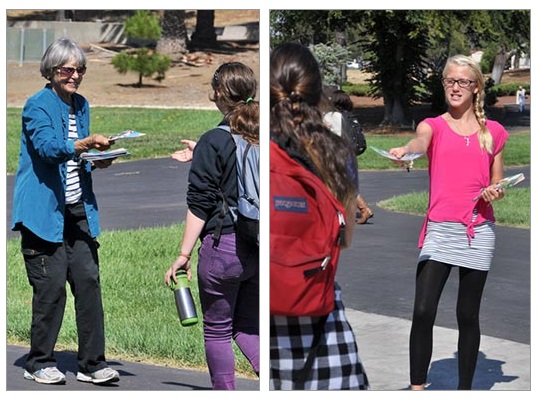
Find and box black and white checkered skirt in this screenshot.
[270,282,369,390]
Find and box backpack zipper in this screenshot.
[303,256,331,278]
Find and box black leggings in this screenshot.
[409,260,488,390]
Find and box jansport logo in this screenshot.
[273,196,308,213]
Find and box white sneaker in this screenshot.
[77,367,120,384]
[24,367,66,384]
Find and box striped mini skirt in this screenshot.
[419,220,496,271]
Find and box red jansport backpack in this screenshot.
[270,141,346,316]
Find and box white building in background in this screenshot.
[471,49,530,70]
[471,50,483,64]
[510,52,530,69]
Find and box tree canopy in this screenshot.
[270,10,530,126]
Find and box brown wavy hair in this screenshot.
[211,62,259,145]
[270,42,356,208]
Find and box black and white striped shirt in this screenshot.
[65,114,82,204]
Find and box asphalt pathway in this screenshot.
[5,160,530,391]
[5,104,531,391]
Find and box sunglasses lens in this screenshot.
[58,67,86,76]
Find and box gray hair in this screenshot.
[40,37,86,80]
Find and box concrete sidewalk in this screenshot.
[346,309,531,390]
[6,310,529,391]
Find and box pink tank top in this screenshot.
[418,116,508,247]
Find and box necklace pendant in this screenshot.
[465,136,470,146]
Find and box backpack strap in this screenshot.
[239,141,259,210]
[212,188,229,247]
[292,314,329,387]
[212,125,258,246]
[212,125,234,247]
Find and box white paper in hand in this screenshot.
[370,146,423,161]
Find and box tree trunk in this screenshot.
[335,29,347,86]
[190,10,217,48]
[156,10,188,62]
[382,96,406,126]
[491,51,507,84]
[381,43,408,126]
[56,10,68,21]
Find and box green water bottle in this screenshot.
[170,270,198,326]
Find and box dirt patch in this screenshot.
[7,10,260,109]
[6,43,260,109]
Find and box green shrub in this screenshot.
[124,10,162,42]
[489,82,530,97]
[112,10,172,87]
[310,42,350,87]
[342,82,372,97]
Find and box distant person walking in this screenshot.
[389,54,508,390]
[516,86,526,112]
[322,86,373,224]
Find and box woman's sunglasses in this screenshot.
[56,66,87,77]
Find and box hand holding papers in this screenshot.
[370,146,424,172]
[496,173,525,189]
[370,145,424,161]
[81,129,144,162]
[472,173,525,201]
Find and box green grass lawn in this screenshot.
[6,107,530,376]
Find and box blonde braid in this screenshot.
[473,91,493,153]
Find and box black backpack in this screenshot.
[341,110,367,156]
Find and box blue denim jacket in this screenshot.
[11,85,101,242]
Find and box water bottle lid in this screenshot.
[169,270,189,291]
[181,317,198,326]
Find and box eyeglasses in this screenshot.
[441,78,476,88]
[56,66,87,77]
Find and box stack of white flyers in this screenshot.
[472,172,525,201]
[81,130,144,161]
[80,148,130,161]
[495,172,525,190]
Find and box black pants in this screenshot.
[21,201,107,374]
[409,260,488,390]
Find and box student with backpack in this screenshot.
[164,62,259,390]
[322,86,373,224]
[269,42,369,390]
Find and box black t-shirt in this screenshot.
[187,126,238,238]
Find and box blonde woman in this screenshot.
[390,54,508,390]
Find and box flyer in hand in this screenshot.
[80,148,130,161]
[370,145,424,162]
[495,173,525,189]
[472,173,525,201]
[109,130,146,141]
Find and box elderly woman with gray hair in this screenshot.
[11,37,120,386]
